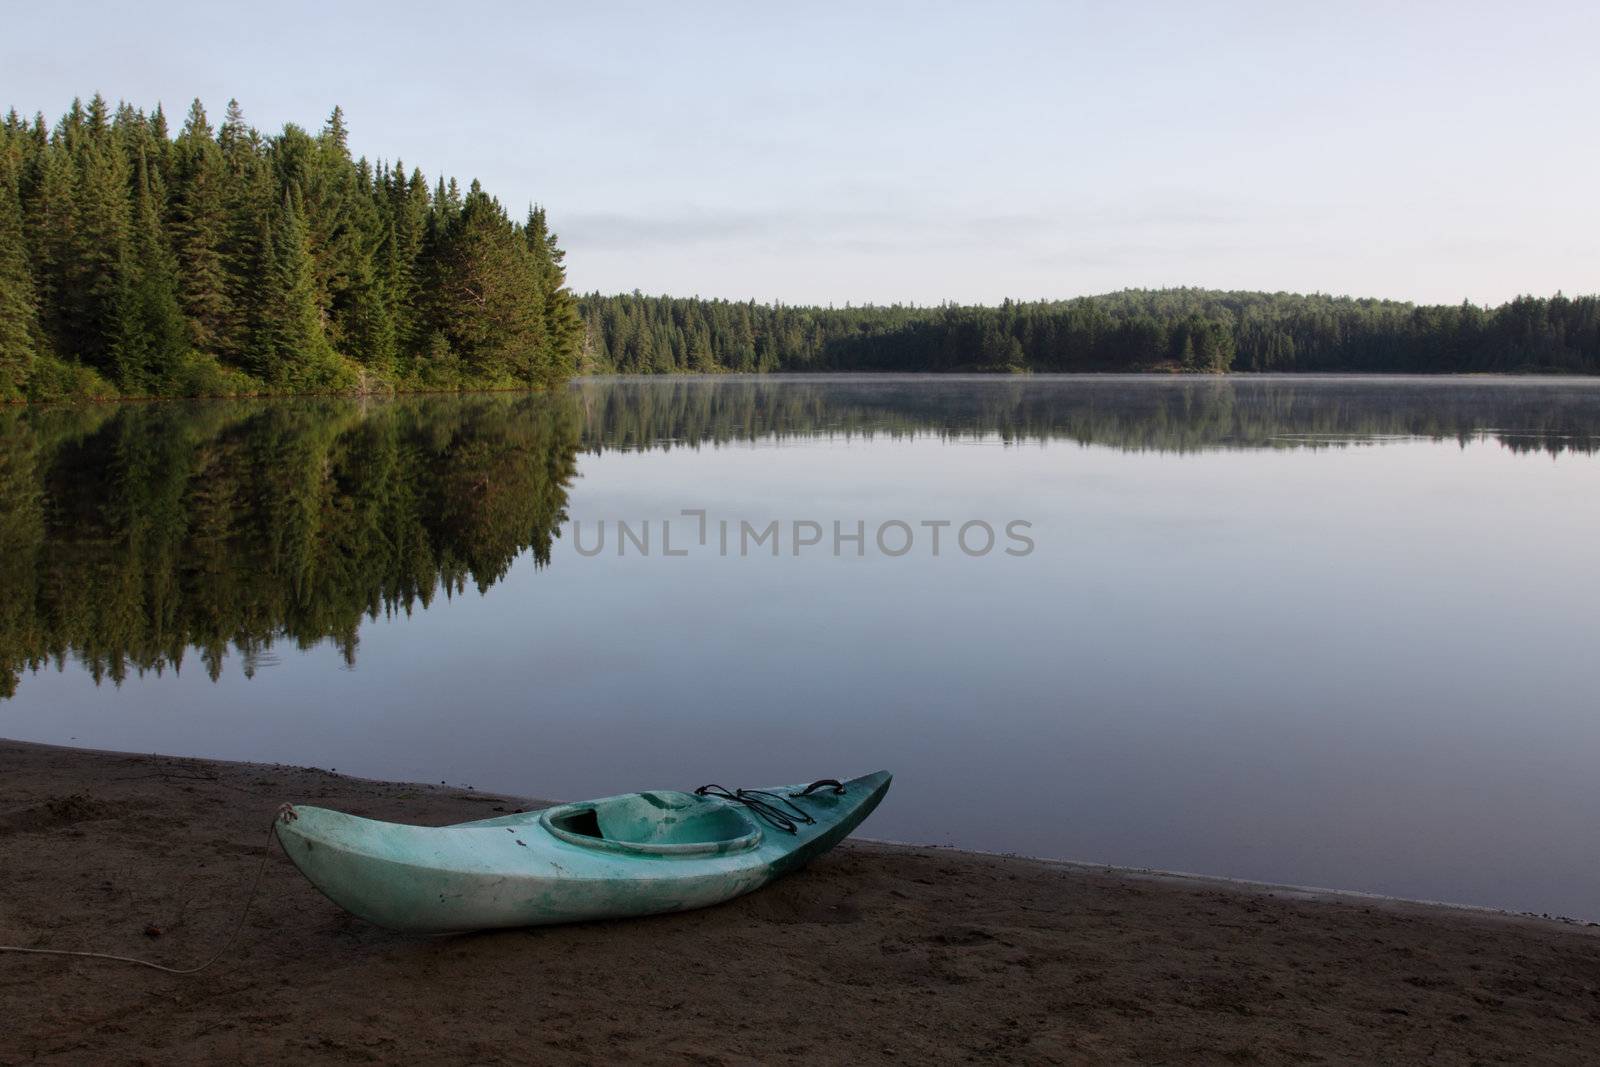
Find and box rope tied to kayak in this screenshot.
[0,805,291,974]
[694,779,846,835]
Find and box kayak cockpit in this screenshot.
[539,790,763,857]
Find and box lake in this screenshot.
[4,375,1599,918]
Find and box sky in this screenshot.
[6,1,1598,306]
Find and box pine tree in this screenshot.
[217,99,252,173]
[253,190,336,386]
[323,106,348,154]
[219,101,275,374]
[26,142,77,358]
[84,93,110,141]
[688,326,715,373]
[302,112,393,372]
[428,182,543,384]
[68,122,132,373]
[340,251,397,378]
[379,164,430,361]
[0,152,41,398]
[171,100,231,354]
[524,206,582,383]
[147,104,170,174]
[113,147,188,391]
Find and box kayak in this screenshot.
[274,771,891,933]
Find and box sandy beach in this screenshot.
[2,738,1597,1065]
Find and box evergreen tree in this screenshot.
[428,182,544,384]
[217,99,252,173]
[0,152,41,398]
[340,252,397,379]
[688,326,715,373]
[391,166,432,355]
[113,147,188,391]
[171,100,231,353]
[253,190,338,387]
[525,206,582,382]
[22,142,75,359]
[67,116,131,372]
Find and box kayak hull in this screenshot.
[274,771,891,933]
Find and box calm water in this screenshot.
[4,375,1600,917]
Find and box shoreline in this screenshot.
[14,737,1588,926]
[4,738,1598,1063]
[8,369,1600,408]
[13,735,1590,928]
[866,837,1600,932]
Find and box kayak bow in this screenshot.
[275,771,891,933]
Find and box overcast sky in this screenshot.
[8,1,1598,306]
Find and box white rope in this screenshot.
[0,812,284,975]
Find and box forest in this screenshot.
[5,96,1598,400]
[579,289,1600,376]
[0,95,582,402]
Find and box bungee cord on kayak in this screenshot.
[694,779,848,834]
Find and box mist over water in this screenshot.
[4,375,1599,917]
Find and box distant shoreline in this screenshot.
[581,290,1600,376]
[8,367,1600,408]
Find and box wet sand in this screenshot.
[2,738,1598,1064]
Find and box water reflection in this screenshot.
[4,375,1600,697]
[573,374,1600,454]
[0,396,579,697]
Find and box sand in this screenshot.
[2,738,1598,1064]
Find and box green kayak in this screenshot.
[274,771,891,933]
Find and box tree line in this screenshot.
[0,95,582,402]
[579,289,1600,375]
